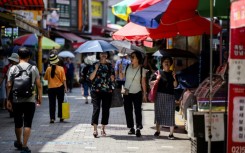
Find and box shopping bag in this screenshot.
[111,88,124,108]
[62,94,70,119]
[148,80,159,102]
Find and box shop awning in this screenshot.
[55,32,86,49]
[80,35,113,41]
[0,12,40,35]
[0,0,44,10]
[56,32,86,43]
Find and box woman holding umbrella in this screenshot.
[150,56,178,139]
[87,52,115,137]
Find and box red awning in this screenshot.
[0,0,44,10]
[56,32,86,43]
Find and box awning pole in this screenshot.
[37,12,43,73]
[208,0,214,153]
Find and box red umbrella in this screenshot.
[113,22,150,41]
[148,14,222,39]
[129,0,162,12]
[112,15,221,41]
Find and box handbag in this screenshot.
[148,71,160,102]
[121,85,129,95]
[148,80,159,102]
[111,88,124,108]
[62,94,70,119]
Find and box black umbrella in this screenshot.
[152,48,197,59]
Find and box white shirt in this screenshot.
[124,64,146,94]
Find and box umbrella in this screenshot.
[113,16,221,41]
[112,0,163,21]
[147,14,221,39]
[58,51,75,58]
[130,0,199,29]
[13,34,60,50]
[197,0,230,17]
[74,40,118,53]
[152,48,197,59]
[112,22,149,41]
[129,0,162,12]
[107,24,123,30]
[112,0,136,21]
[110,40,145,54]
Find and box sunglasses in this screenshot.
[130,55,136,59]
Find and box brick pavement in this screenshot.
[0,87,191,153]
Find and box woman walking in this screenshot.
[119,51,147,137]
[87,52,115,137]
[150,56,178,139]
[44,54,67,123]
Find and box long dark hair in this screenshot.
[51,65,56,78]
[131,51,143,64]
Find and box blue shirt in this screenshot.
[114,58,131,81]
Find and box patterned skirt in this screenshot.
[154,92,175,126]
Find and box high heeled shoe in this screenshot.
[101,130,106,136]
[93,131,98,138]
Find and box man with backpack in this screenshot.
[6,47,42,153]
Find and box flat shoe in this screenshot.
[136,129,141,137]
[154,131,160,137]
[14,140,22,150]
[93,131,98,138]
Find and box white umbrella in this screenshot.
[58,51,75,58]
[110,40,145,54]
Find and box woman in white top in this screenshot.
[119,51,147,137]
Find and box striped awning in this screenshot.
[0,0,44,10]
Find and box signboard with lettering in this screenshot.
[227,0,245,153]
[92,1,102,18]
[204,113,224,141]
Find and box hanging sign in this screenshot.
[227,0,245,153]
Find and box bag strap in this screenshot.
[128,66,140,90]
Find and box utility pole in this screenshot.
[37,11,43,73]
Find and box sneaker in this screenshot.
[60,119,64,122]
[14,141,22,150]
[154,131,160,137]
[168,134,175,140]
[50,119,55,123]
[136,129,141,137]
[20,147,31,153]
[128,128,135,135]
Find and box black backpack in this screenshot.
[12,64,34,98]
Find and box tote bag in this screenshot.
[111,88,124,108]
[62,94,70,119]
[148,71,160,102]
[148,81,159,102]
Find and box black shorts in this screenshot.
[12,102,36,128]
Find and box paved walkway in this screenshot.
[0,87,191,153]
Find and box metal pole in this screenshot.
[208,0,214,153]
[37,11,43,73]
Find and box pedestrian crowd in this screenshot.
[0,47,180,153]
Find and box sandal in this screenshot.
[101,130,106,136]
[93,131,98,138]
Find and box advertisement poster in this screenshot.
[228,0,245,153]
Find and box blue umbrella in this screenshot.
[130,0,171,29]
[129,0,198,29]
[75,40,118,53]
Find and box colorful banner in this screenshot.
[228,0,245,153]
